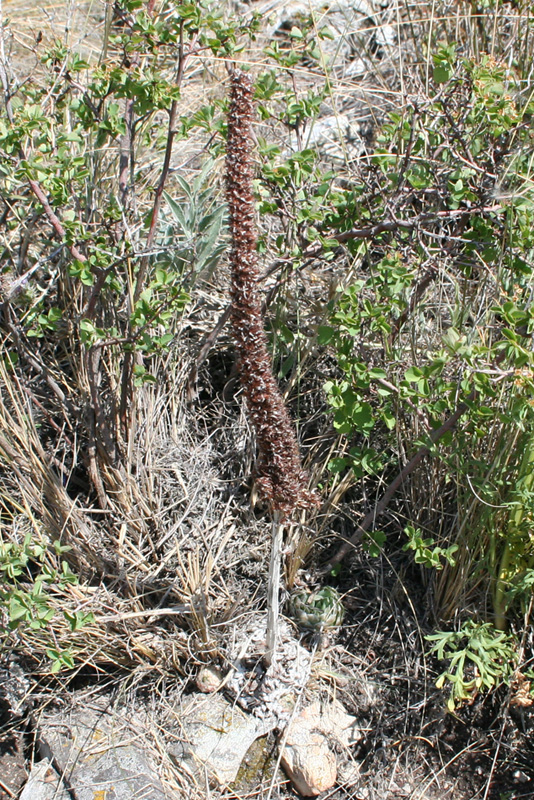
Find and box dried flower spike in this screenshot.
[226,69,318,519]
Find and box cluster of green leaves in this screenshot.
[492,431,534,628]
[319,252,415,459]
[160,160,228,280]
[263,13,335,69]
[256,143,336,254]
[426,621,516,711]
[319,53,534,490]
[249,40,534,656]
[0,0,257,371]
[0,531,93,672]
[253,35,345,256]
[289,586,345,632]
[403,525,458,570]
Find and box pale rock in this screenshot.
[171,692,275,786]
[0,661,31,716]
[296,698,363,747]
[280,699,363,796]
[375,23,396,48]
[260,0,396,75]
[281,726,337,796]
[290,114,366,162]
[20,759,70,800]
[196,665,223,693]
[37,698,166,800]
[337,758,362,786]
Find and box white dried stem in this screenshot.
[264,510,283,667]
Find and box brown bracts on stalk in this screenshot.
[225,69,318,519]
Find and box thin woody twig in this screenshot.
[302,205,504,257]
[265,510,283,666]
[27,178,87,263]
[119,22,196,430]
[388,265,438,348]
[132,23,193,306]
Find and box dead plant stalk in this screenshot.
[225,69,318,666]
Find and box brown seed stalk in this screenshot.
[226,70,318,520]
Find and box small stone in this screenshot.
[196,666,223,693]
[0,661,31,716]
[281,727,337,796]
[232,733,279,793]
[337,759,361,786]
[280,699,363,796]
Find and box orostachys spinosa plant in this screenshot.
[226,69,318,665]
[226,69,318,518]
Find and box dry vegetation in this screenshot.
[1,1,534,798]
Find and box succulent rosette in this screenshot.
[289,587,345,632]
